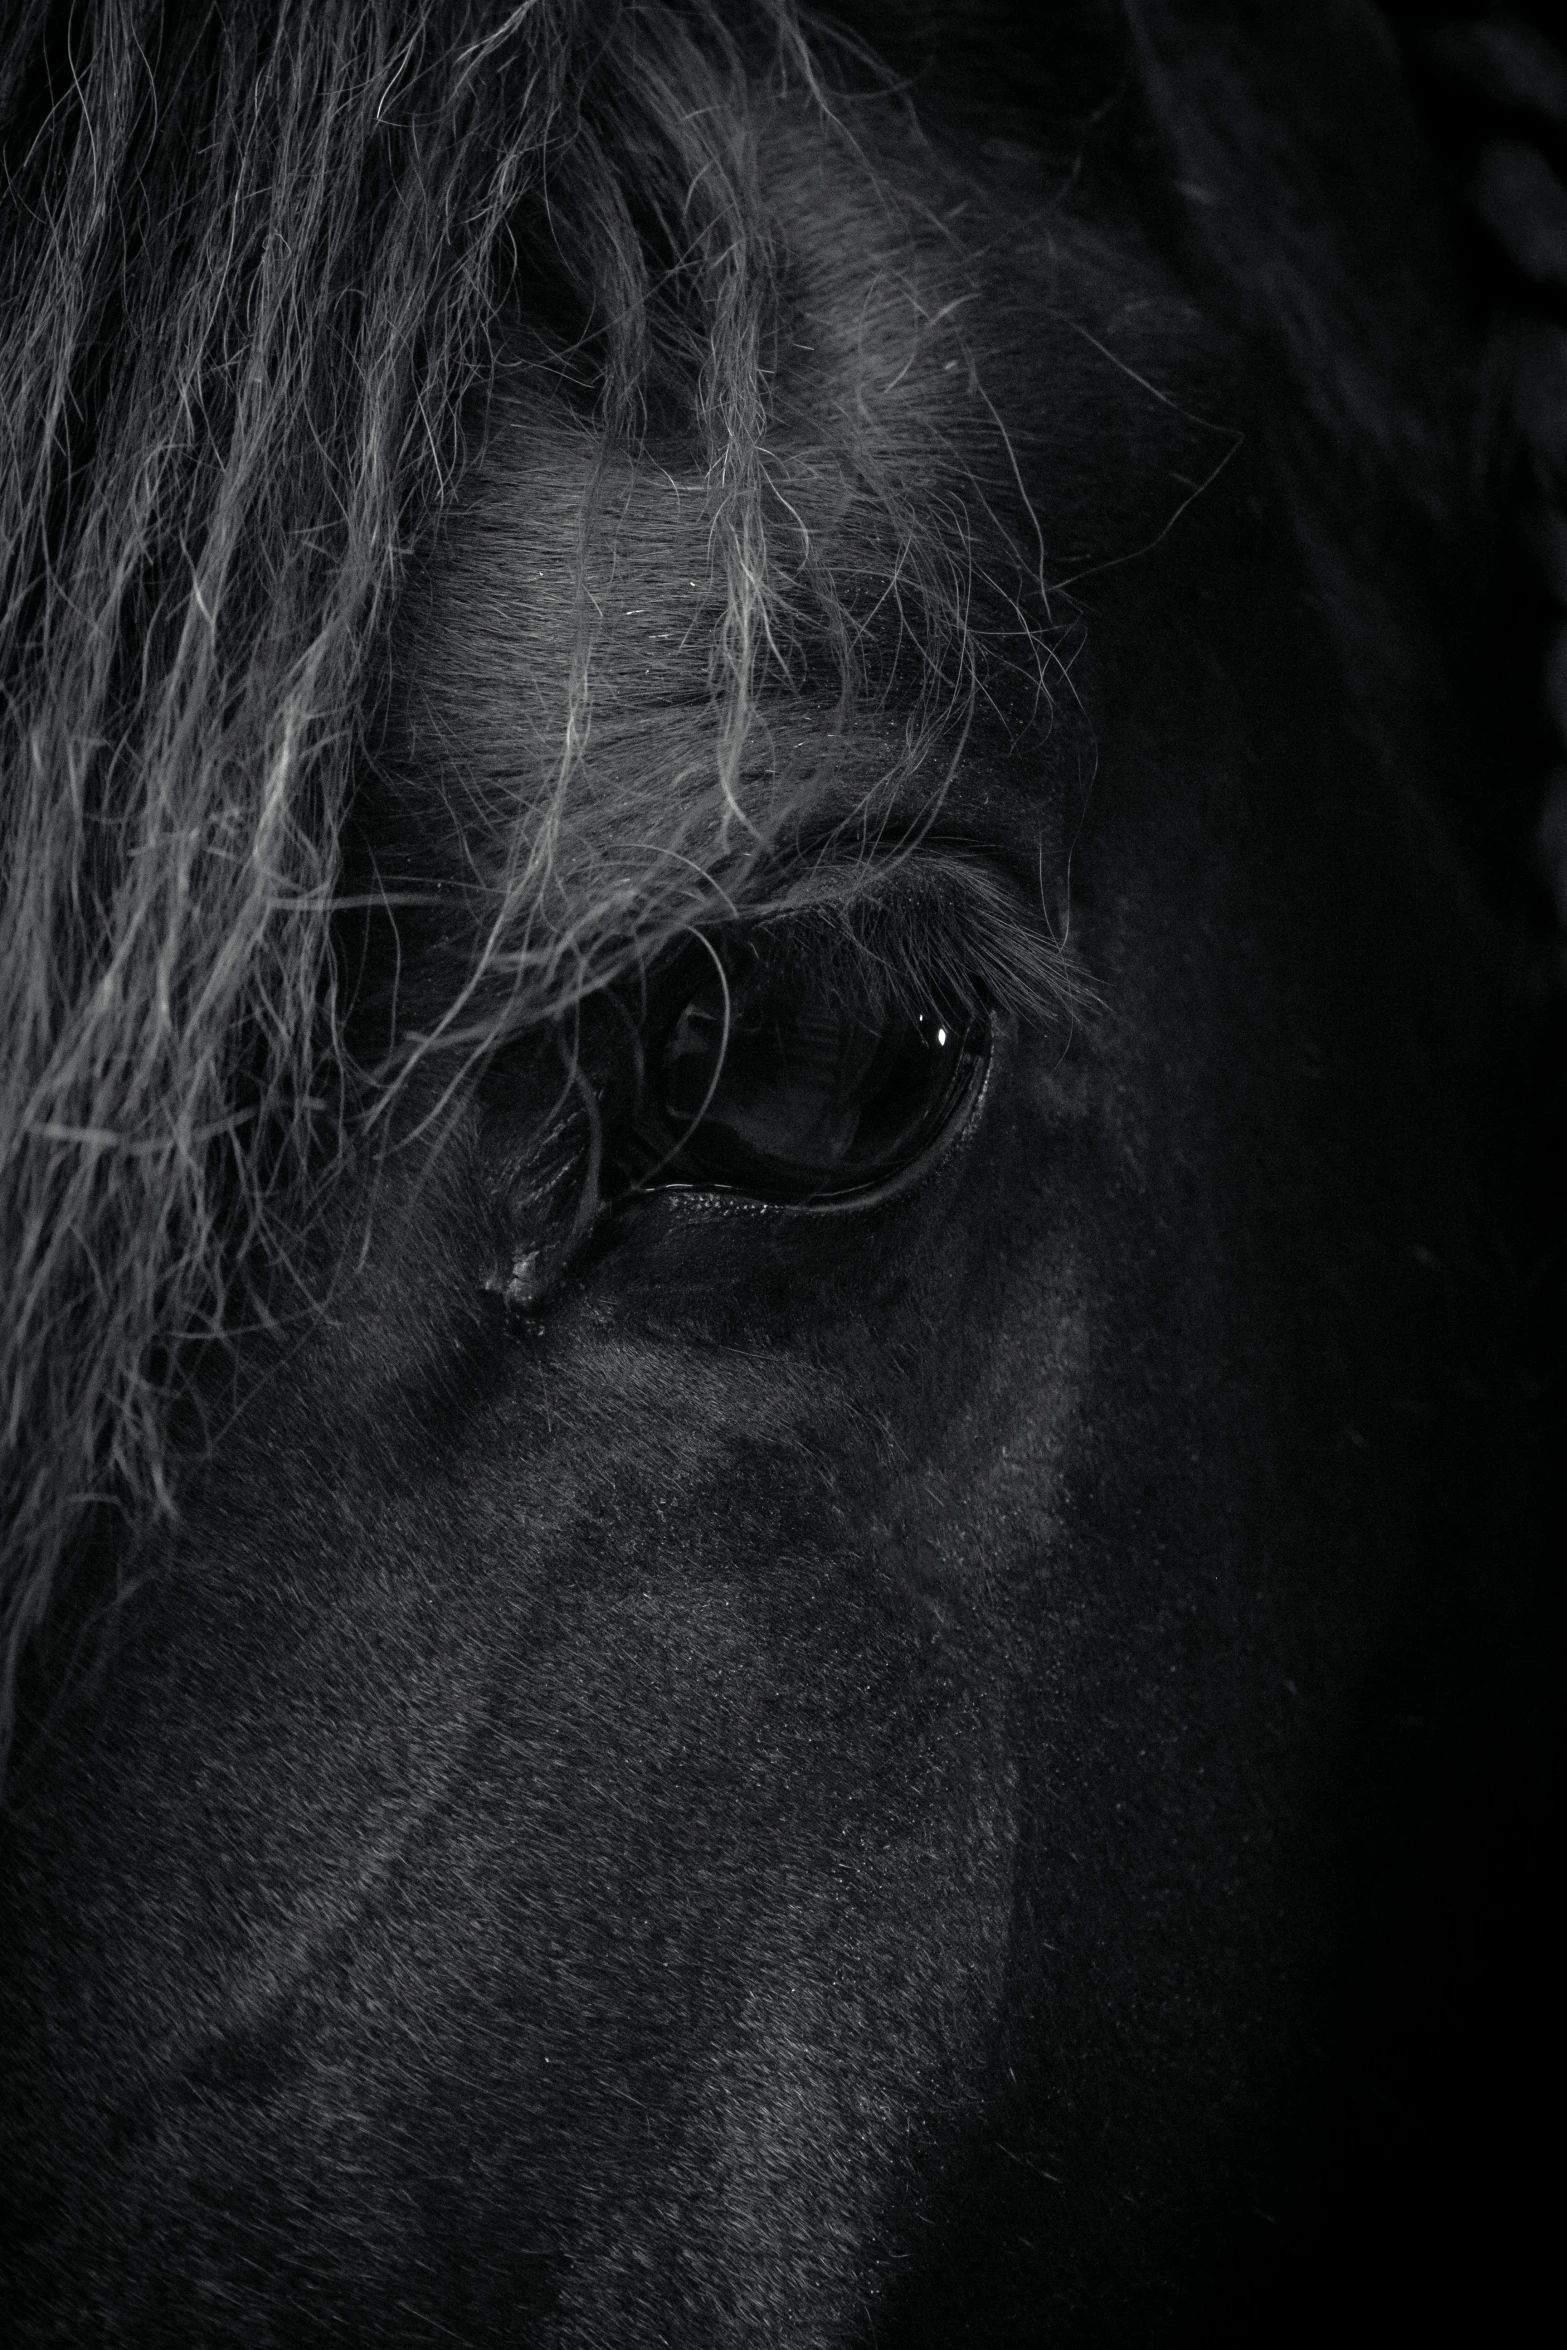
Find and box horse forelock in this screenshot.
[0,0,840,1756]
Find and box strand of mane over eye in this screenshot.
[0,0,847,1775]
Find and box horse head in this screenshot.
[0,4,1551,2341]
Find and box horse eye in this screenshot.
[616,939,989,1207]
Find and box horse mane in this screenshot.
[1396,5,1567,953]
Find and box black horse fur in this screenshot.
[0,3,1556,2342]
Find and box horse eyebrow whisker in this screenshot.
[727,847,1099,1036]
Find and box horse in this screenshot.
[0,2,1555,2341]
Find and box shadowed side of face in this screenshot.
[0,75,1509,2350]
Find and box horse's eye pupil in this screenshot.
[624,943,986,1207]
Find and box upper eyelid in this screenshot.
[721,848,1093,1031]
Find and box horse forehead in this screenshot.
[438,421,732,712]
[394,148,1221,879]
[402,369,975,853]
[430,141,976,670]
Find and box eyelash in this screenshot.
[635,856,1089,1039]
